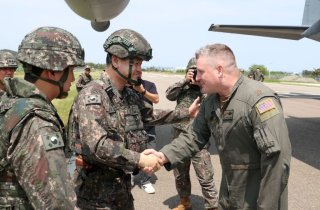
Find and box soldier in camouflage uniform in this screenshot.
[0,49,18,97]
[76,65,93,92]
[166,57,218,210]
[148,43,291,209]
[0,26,85,209]
[253,68,265,82]
[68,29,198,210]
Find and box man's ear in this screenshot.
[111,55,119,68]
[217,65,223,78]
[42,69,55,79]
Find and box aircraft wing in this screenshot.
[209,24,309,40]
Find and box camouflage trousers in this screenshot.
[172,129,219,209]
[74,168,134,210]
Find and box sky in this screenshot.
[1,0,318,73]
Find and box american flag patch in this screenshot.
[256,98,276,114]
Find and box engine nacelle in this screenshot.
[65,0,130,32]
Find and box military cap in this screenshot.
[0,49,18,69]
[186,57,196,69]
[103,29,152,61]
[17,26,85,71]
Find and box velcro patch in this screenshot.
[223,110,234,121]
[256,98,280,122]
[256,98,276,114]
[85,94,101,105]
[41,132,64,151]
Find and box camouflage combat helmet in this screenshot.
[0,49,18,69]
[103,29,152,61]
[186,57,196,69]
[17,26,85,71]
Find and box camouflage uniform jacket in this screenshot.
[0,79,5,98]
[76,73,92,92]
[0,78,76,209]
[161,75,291,209]
[68,76,190,175]
[166,78,202,130]
[0,89,4,98]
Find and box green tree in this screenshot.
[312,68,320,79]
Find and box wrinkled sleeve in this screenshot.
[160,102,211,170]
[76,75,84,89]
[251,97,291,209]
[8,117,76,210]
[141,105,190,127]
[165,78,188,101]
[71,90,140,172]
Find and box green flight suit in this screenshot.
[161,75,291,210]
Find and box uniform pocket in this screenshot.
[254,126,280,156]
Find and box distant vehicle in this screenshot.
[209,0,320,42]
[65,0,130,32]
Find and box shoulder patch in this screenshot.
[256,98,280,122]
[256,98,276,114]
[85,94,101,105]
[41,132,64,151]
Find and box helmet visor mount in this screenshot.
[104,36,152,61]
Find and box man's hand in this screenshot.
[132,84,145,94]
[186,69,196,83]
[138,153,162,173]
[140,149,168,174]
[142,149,168,163]
[189,96,200,118]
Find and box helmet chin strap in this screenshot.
[25,66,70,99]
[111,58,139,85]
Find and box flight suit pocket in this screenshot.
[254,126,280,156]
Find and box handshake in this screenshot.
[138,149,168,174]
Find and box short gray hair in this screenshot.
[195,43,237,68]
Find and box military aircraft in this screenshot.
[209,0,320,42]
[64,0,130,32]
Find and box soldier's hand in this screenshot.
[143,149,168,164]
[186,69,195,83]
[138,153,162,173]
[132,84,145,94]
[189,96,200,118]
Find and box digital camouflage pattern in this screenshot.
[0,80,5,97]
[166,76,218,209]
[17,26,85,71]
[76,73,93,92]
[103,29,152,61]
[166,79,202,130]
[0,78,76,209]
[161,75,291,209]
[186,57,196,69]
[68,75,190,209]
[0,49,18,69]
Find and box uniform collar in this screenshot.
[3,77,48,101]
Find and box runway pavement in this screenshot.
[132,72,320,210]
